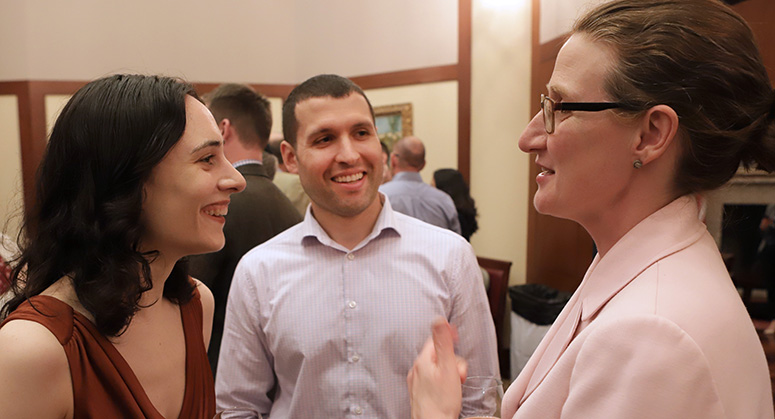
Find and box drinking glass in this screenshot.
[461,376,504,418]
[213,408,262,419]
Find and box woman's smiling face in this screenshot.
[141,96,246,260]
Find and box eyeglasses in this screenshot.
[540,94,628,134]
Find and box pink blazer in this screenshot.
[502,196,773,418]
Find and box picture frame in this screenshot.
[374,103,413,151]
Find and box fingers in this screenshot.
[456,355,468,384]
[431,318,456,366]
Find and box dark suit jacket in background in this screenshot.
[189,163,302,374]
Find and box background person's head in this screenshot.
[433,168,478,241]
[574,0,775,195]
[204,83,272,162]
[4,74,235,336]
[390,136,426,176]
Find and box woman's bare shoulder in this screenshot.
[191,278,214,346]
[0,319,73,418]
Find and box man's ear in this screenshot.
[281,141,299,174]
[219,118,234,142]
[633,104,680,166]
[390,152,400,167]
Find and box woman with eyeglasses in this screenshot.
[408,0,775,417]
[0,75,246,418]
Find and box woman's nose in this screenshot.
[221,165,246,194]
[518,111,547,154]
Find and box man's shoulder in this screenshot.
[240,221,305,259]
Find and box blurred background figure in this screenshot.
[268,134,310,216]
[380,136,462,234]
[758,204,775,333]
[380,141,393,184]
[433,168,479,242]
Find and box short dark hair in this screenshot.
[2,74,197,336]
[282,74,375,147]
[575,0,775,194]
[205,83,272,149]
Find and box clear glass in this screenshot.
[461,376,504,418]
[541,94,556,134]
[214,408,262,419]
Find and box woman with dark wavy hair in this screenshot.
[433,168,479,241]
[0,74,245,418]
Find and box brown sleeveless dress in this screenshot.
[1,288,215,418]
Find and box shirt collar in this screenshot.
[232,159,262,168]
[392,171,424,183]
[299,193,400,252]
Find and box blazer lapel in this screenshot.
[521,299,582,403]
[511,196,706,409]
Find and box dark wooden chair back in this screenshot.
[477,256,512,376]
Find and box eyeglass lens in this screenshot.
[541,94,554,134]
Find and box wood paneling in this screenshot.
[732,0,775,83]
[350,65,458,90]
[457,0,472,183]
[0,81,86,214]
[193,83,294,100]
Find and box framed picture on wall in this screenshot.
[374,103,413,151]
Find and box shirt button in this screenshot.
[347,253,355,260]
[351,354,360,363]
[353,406,363,415]
[348,300,357,309]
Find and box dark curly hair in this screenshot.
[575,0,775,194]
[1,74,198,336]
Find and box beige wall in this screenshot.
[0,96,24,240]
[470,0,532,285]
[540,0,608,43]
[366,81,459,184]
[1,0,457,84]
[45,95,72,136]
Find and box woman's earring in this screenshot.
[633,159,643,169]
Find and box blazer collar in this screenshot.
[512,195,707,409]
[578,195,707,322]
